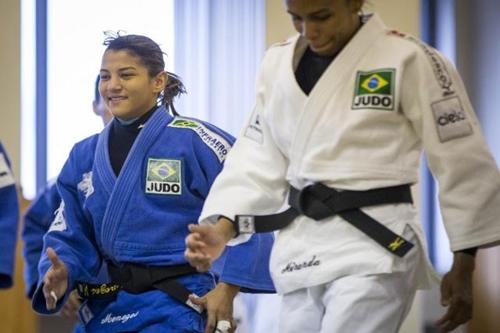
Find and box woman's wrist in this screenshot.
[452,251,476,274]
[216,282,241,298]
[216,216,237,242]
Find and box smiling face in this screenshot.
[285,0,363,56]
[99,50,166,120]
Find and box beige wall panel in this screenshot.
[0,0,21,178]
[265,0,420,47]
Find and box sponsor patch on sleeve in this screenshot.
[431,96,473,142]
[352,69,395,110]
[168,118,231,163]
[244,110,264,144]
[0,153,15,189]
[404,36,455,97]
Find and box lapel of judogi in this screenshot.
[287,14,387,178]
[99,106,173,255]
[94,124,115,197]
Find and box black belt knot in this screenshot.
[290,183,343,220]
[235,183,415,257]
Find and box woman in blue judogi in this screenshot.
[32,34,273,333]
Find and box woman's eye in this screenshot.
[100,74,110,80]
[314,15,331,21]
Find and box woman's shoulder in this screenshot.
[64,134,100,169]
[382,29,445,59]
[71,133,100,154]
[167,116,234,142]
[264,35,298,61]
[166,116,234,162]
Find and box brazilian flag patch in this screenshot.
[145,158,182,195]
[169,119,199,128]
[352,69,395,110]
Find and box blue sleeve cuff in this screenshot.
[32,259,76,314]
[217,233,276,294]
[32,281,72,314]
[218,275,275,294]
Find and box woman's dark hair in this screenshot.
[103,32,186,116]
[94,75,101,104]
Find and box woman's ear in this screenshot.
[152,71,168,94]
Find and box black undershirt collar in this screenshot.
[108,105,159,176]
[295,47,336,95]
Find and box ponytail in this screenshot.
[161,71,186,116]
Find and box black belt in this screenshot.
[77,262,202,313]
[235,183,414,257]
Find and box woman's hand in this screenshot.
[60,290,82,320]
[185,218,235,272]
[189,282,239,333]
[435,252,475,332]
[42,247,69,311]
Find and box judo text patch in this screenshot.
[352,69,395,110]
[145,158,182,195]
[431,96,473,142]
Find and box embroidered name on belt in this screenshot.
[145,158,182,195]
[352,69,395,111]
[77,282,121,299]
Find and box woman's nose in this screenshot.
[302,21,320,41]
[108,76,122,90]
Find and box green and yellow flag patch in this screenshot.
[169,119,199,129]
[352,69,395,110]
[145,158,182,195]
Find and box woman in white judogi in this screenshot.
[185,0,500,332]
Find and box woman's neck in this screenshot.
[115,104,159,126]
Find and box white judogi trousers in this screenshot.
[279,231,420,333]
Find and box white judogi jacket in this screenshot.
[200,14,500,294]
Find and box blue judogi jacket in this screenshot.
[32,107,274,331]
[0,141,19,289]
